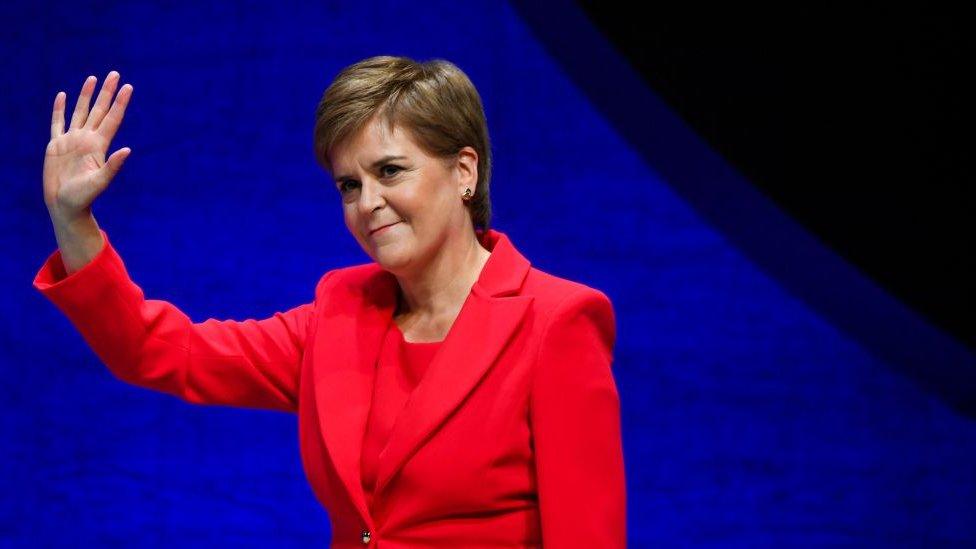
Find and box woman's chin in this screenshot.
[372,247,413,272]
[363,232,422,273]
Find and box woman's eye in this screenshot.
[336,166,399,193]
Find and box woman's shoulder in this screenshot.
[522,266,616,353]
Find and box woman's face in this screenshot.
[329,115,478,275]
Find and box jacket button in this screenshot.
[360,529,371,544]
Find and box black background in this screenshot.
[577,3,972,349]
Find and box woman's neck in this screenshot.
[394,229,491,331]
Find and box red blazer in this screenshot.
[33,227,626,548]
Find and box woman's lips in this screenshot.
[369,221,401,236]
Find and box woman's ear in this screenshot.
[455,146,479,194]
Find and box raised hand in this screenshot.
[44,71,133,222]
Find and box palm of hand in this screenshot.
[44,129,110,211]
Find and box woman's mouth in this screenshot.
[369,221,401,236]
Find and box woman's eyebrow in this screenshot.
[335,155,408,182]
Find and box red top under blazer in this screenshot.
[33,227,627,548]
[361,321,442,514]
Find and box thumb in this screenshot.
[96,147,131,189]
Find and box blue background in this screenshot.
[3,1,974,546]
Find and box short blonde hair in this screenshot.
[313,55,493,231]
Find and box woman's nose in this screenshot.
[357,179,386,214]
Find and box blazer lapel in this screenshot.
[314,267,397,525]
[313,229,532,523]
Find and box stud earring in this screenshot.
[462,188,473,201]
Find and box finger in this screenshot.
[85,71,120,130]
[97,83,133,142]
[95,147,131,189]
[69,75,97,130]
[51,91,66,140]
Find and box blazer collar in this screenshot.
[471,228,531,297]
[312,228,533,527]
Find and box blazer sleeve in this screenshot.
[32,229,327,413]
[529,287,627,548]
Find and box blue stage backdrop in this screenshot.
[3,1,974,546]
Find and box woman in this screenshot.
[34,56,626,548]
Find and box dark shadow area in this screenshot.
[575,4,974,351]
[510,0,976,414]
